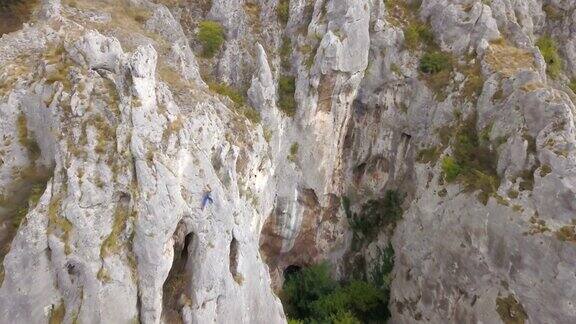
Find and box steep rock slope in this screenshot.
[0,0,283,323]
[0,0,575,323]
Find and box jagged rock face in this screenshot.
[0,0,283,323]
[0,0,575,323]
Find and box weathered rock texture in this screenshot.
[0,0,575,323]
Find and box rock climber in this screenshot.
[201,186,214,210]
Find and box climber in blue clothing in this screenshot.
[201,186,214,210]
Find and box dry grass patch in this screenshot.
[556,225,576,243]
[48,194,73,255]
[287,142,298,163]
[244,3,262,34]
[100,206,130,257]
[485,40,534,77]
[417,146,441,164]
[0,55,33,97]
[496,294,527,324]
[384,0,422,27]
[97,266,112,283]
[49,300,66,324]
[158,63,192,92]
[62,0,169,54]
[208,81,261,124]
[63,0,151,27]
[90,114,116,155]
[543,4,562,21]
[42,45,74,90]
[460,61,484,100]
[276,0,290,25]
[520,82,545,92]
[17,113,41,161]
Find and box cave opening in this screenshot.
[283,265,302,280]
[162,229,194,324]
[229,237,243,284]
[0,0,39,36]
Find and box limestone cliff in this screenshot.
[0,0,574,323]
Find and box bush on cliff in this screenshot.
[536,36,562,78]
[198,20,225,58]
[419,51,452,74]
[281,253,393,323]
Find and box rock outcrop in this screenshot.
[0,0,575,323]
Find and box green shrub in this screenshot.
[569,79,576,93]
[198,20,225,58]
[310,281,384,321]
[442,156,461,182]
[282,260,392,323]
[350,190,402,243]
[461,62,484,100]
[329,311,362,324]
[17,113,41,161]
[419,51,453,100]
[542,4,562,21]
[404,23,434,50]
[309,287,351,320]
[341,196,352,218]
[536,36,562,78]
[420,51,452,74]
[280,36,292,70]
[370,243,395,289]
[287,320,304,324]
[276,0,290,25]
[417,146,441,164]
[240,106,261,124]
[288,142,298,162]
[278,75,296,116]
[452,118,498,176]
[443,117,500,204]
[207,82,261,123]
[208,81,245,106]
[282,263,338,318]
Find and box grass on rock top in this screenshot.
[536,36,562,79]
[348,191,403,247]
[485,39,535,77]
[419,51,454,101]
[276,0,290,25]
[198,20,225,58]
[278,76,296,117]
[440,116,500,205]
[404,22,434,51]
[207,81,261,124]
[419,51,452,74]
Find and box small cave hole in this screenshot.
[0,0,39,36]
[162,226,194,324]
[229,237,243,285]
[283,265,302,281]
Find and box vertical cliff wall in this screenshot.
[0,0,575,323]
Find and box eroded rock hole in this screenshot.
[229,237,243,284]
[0,0,39,36]
[162,225,194,324]
[0,165,52,283]
[181,232,192,259]
[283,265,301,280]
